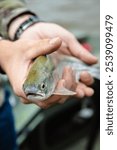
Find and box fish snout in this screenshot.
[23,84,38,96]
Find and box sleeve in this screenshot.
[0,0,36,38]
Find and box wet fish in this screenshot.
[23,55,100,101]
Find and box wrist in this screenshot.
[8,14,40,40]
[8,14,32,40]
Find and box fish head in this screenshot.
[23,70,56,101]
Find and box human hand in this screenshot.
[0,37,65,106]
[9,18,97,64]
[19,22,97,64]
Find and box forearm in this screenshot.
[0,0,35,38]
[0,39,13,73]
[0,36,6,73]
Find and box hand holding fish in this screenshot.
[8,19,99,108]
[0,38,62,105]
[0,37,94,108]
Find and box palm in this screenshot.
[20,22,97,64]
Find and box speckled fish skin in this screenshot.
[23,55,100,101]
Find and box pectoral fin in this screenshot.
[53,88,76,96]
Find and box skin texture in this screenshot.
[7,15,98,108]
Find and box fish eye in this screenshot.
[40,83,46,90]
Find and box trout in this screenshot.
[23,55,100,101]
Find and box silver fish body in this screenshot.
[55,55,100,81]
[23,55,100,101]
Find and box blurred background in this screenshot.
[0,0,100,150]
[26,0,100,57]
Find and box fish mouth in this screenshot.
[26,92,45,98]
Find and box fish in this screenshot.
[23,54,100,101]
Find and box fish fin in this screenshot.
[53,88,76,96]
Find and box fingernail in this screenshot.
[49,37,61,44]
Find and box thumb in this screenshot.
[27,37,62,60]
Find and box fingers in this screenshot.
[62,67,73,88]
[20,95,61,109]
[75,71,94,98]
[68,37,98,65]
[22,96,68,109]
[61,69,94,98]
[62,66,76,90]
[59,96,69,104]
[80,71,94,86]
[58,41,72,56]
[26,37,62,60]
[76,82,94,98]
[35,95,62,109]
[20,97,32,104]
